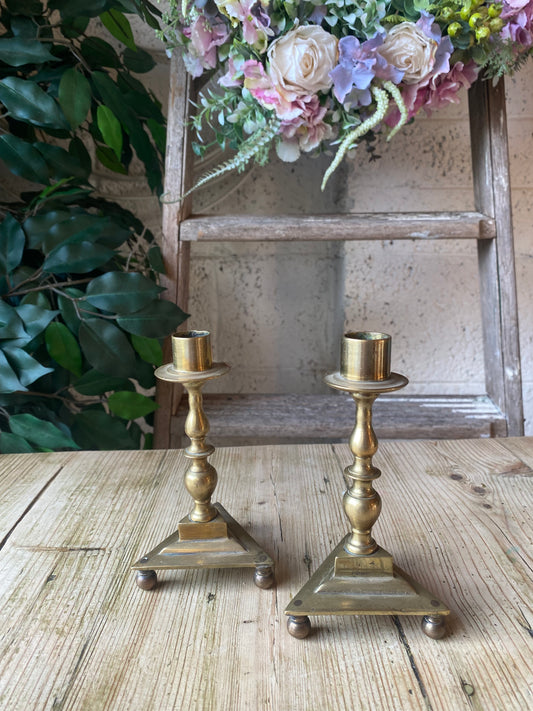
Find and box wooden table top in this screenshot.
[1,438,532,710]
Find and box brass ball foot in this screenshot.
[421,614,447,640]
[287,615,311,639]
[135,569,157,590]
[254,566,275,589]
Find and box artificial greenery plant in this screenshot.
[0,0,187,453]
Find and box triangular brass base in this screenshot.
[285,536,449,618]
[132,503,273,572]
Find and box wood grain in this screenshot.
[469,78,524,436]
[179,211,495,242]
[0,439,531,710]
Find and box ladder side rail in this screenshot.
[468,78,524,435]
[154,56,195,449]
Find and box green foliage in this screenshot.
[0,0,188,453]
[324,0,389,38]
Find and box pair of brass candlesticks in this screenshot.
[132,329,449,640]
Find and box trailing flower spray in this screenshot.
[157,0,533,196]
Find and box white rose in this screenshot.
[267,25,338,101]
[379,23,437,85]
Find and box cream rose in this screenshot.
[379,23,438,85]
[267,25,338,102]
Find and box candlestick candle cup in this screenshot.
[341,331,391,381]
[172,330,213,372]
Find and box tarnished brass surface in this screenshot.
[285,538,450,616]
[341,331,391,381]
[172,330,212,372]
[285,331,449,637]
[133,330,274,588]
[132,504,274,571]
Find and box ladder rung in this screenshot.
[170,393,506,447]
[180,212,495,242]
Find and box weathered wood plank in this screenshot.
[180,211,495,242]
[0,441,531,709]
[0,452,74,543]
[168,393,507,448]
[469,78,524,435]
[154,54,194,449]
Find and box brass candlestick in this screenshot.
[285,331,449,639]
[132,330,274,591]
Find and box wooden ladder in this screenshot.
[154,57,524,448]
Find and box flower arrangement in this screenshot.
[157,0,533,193]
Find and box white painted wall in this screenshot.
[98,22,533,434]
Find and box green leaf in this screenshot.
[10,16,38,39]
[73,369,133,395]
[97,105,123,160]
[9,413,79,449]
[117,300,188,337]
[79,319,136,376]
[131,334,163,366]
[0,301,29,340]
[0,38,60,66]
[34,142,90,181]
[45,322,83,376]
[147,118,166,154]
[0,134,50,184]
[0,77,69,129]
[84,271,163,314]
[100,9,136,51]
[124,120,162,193]
[6,0,43,16]
[108,390,158,419]
[91,72,162,190]
[71,409,137,450]
[48,0,108,19]
[58,68,91,130]
[80,36,121,69]
[95,145,128,174]
[24,210,72,249]
[57,287,99,336]
[0,431,34,454]
[69,137,92,177]
[91,71,130,125]
[134,356,156,389]
[147,244,165,273]
[41,213,109,253]
[0,349,27,393]
[3,346,53,386]
[20,291,51,309]
[61,14,90,39]
[0,215,26,274]
[16,303,59,339]
[42,241,114,273]
[118,79,164,122]
[122,47,156,73]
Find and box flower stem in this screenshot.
[321,87,389,191]
[383,81,408,141]
[162,115,281,204]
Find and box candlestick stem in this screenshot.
[343,392,381,555]
[183,381,217,522]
